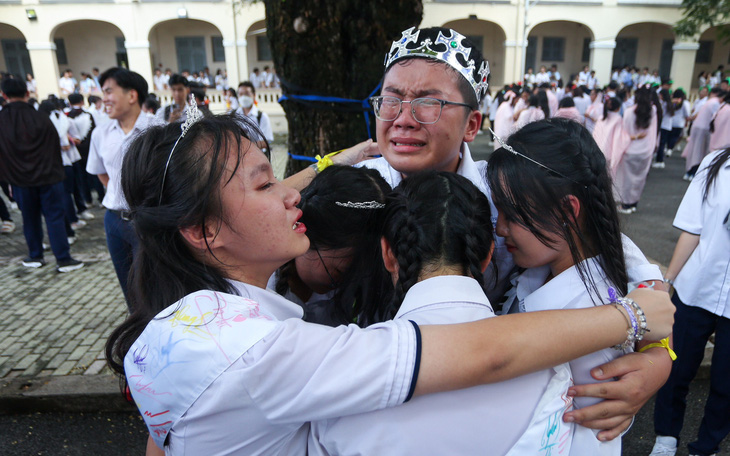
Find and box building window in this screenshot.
[582,38,591,62]
[54,38,68,65]
[695,41,713,64]
[256,35,272,61]
[541,37,565,62]
[212,36,225,62]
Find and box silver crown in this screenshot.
[385,27,490,102]
[335,201,385,209]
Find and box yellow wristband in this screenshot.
[638,337,677,361]
[315,149,345,173]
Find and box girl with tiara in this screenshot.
[487,118,675,455]
[272,165,391,326]
[310,171,574,455]
[107,112,673,455]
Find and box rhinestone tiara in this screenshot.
[384,27,490,103]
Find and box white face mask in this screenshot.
[238,95,254,109]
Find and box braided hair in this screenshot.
[487,118,628,303]
[379,172,494,319]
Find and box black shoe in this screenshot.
[22,257,47,268]
[57,258,84,273]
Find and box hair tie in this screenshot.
[315,150,344,173]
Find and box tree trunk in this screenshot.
[263,0,423,176]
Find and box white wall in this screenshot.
[244,19,272,81]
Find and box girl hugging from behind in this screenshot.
[487,117,630,455]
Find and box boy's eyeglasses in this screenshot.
[369,96,473,125]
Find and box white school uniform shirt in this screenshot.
[235,105,274,142]
[49,111,82,166]
[86,112,160,211]
[125,280,419,454]
[309,275,573,456]
[357,144,514,302]
[673,150,730,319]
[671,100,691,129]
[578,71,590,86]
[507,258,627,456]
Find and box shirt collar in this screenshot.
[228,279,304,320]
[396,275,492,318]
[520,257,606,311]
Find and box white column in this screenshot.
[26,42,61,97]
[124,40,153,92]
[504,40,527,85]
[222,39,239,88]
[237,39,248,84]
[670,42,700,92]
[589,40,616,88]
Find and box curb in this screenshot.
[0,374,136,415]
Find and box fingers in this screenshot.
[585,352,644,381]
[594,417,634,441]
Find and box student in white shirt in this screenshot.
[487,118,676,455]
[87,67,159,306]
[110,114,673,455]
[310,171,573,455]
[649,148,730,456]
[283,27,675,438]
[236,81,274,150]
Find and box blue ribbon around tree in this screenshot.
[279,83,381,163]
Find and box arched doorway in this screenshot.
[614,22,674,79]
[0,24,32,80]
[693,25,730,88]
[527,21,594,85]
[442,19,507,90]
[149,19,226,77]
[52,20,126,80]
[245,20,270,83]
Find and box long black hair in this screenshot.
[379,172,494,318]
[603,96,622,119]
[702,148,730,201]
[634,87,654,130]
[105,114,268,378]
[486,118,628,303]
[659,88,675,117]
[275,165,391,326]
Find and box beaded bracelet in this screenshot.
[608,288,649,351]
[613,298,639,350]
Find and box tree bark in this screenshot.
[263,0,423,176]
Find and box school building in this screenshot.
[1,0,728,100]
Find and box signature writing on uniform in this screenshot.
[540,411,561,455]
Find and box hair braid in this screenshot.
[392,203,423,307]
